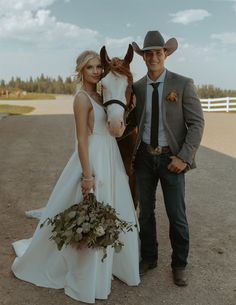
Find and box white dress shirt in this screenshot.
[142,69,168,146]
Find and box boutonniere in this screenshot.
[166,90,178,102]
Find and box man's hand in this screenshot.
[168,156,188,173]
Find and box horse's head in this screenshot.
[100,44,134,137]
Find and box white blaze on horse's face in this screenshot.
[100,44,133,137]
[101,72,128,137]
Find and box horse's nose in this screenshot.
[107,119,125,137]
[107,120,123,128]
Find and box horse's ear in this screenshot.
[124,44,134,64]
[100,46,110,66]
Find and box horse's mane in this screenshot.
[109,57,133,85]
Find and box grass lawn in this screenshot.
[0,104,35,114]
[0,93,55,100]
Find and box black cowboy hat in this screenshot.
[132,30,178,56]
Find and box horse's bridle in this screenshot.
[101,69,130,112]
[101,69,134,123]
[102,91,134,127]
[103,99,127,111]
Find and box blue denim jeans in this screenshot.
[134,143,189,269]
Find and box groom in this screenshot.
[129,30,204,286]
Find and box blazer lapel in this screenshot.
[138,76,147,113]
[162,70,173,125]
[135,76,147,125]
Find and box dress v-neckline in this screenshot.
[80,90,104,109]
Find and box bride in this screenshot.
[12,50,140,303]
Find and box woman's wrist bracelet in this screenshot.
[82,177,93,182]
[81,174,94,182]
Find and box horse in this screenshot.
[100,44,138,208]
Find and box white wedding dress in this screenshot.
[12,91,140,303]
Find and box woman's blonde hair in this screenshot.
[75,50,100,85]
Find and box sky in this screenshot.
[0,0,236,89]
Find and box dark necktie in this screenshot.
[150,82,160,148]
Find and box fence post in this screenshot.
[226,97,230,112]
[208,98,211,112]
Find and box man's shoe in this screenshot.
[139,260,157,275]
[172,268,188,287]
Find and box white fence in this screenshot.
[200,97,236,112]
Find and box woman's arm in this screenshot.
[73,93,95,198]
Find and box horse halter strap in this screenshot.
[103,99,127,111]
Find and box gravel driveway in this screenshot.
[0,96,235,305]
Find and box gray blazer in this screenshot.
[130,69,205,169]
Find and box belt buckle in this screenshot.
[154,146,162,155]
[147,145,162,155]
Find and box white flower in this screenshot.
[94,225,105,237]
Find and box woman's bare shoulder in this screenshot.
[73,91,91,111]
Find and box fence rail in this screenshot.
[200,97,236,112]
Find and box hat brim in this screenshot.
[132,38,178,57]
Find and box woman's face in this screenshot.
[82,57,103,85]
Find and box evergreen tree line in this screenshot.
[0,74,76,95]
[196,84,236,98]
[1,75,236,98]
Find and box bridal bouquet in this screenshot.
[40,193,135,261]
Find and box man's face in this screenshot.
[143,48,167,73]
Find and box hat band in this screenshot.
[142,46,164,51]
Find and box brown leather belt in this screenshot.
[141,141,170,155]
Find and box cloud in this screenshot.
[210,0,236,11]
[105,36,134,48]
[210,0,236,1]
[126,23,133,28]
[103,36,135,58]
[170,9,211,25]
[0,0,56,14]
[0,0,99,49]
[173,42,213,65]
[211,32,236,44]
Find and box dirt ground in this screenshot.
[0,96,236,305]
